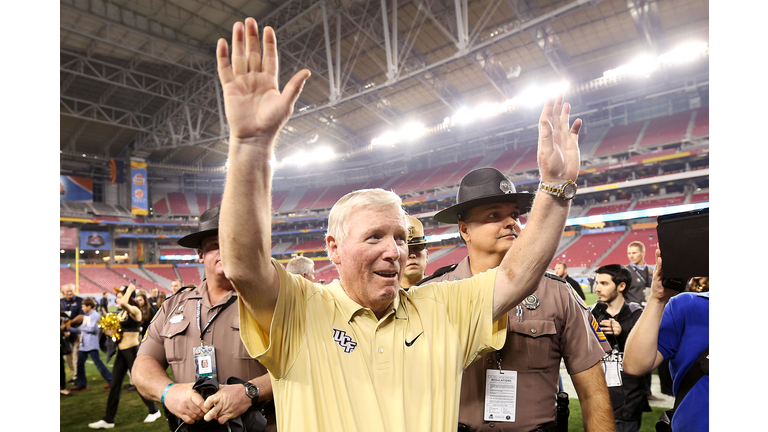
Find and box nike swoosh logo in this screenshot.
[405,332,423,347]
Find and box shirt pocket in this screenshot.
[507,319,557,371]
[230,315,253,360]
[161,321,190,364]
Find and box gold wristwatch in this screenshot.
[539,180,578,200]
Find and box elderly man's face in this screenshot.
[329,205,407,314]
[63,287,74,300]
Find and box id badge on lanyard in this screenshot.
[192,297,234,381]
[484,351,518,423]
[601,349,623,387]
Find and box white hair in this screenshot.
[325,188,407,260]
[286,256,315,276]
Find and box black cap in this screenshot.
[433,168,534,224]
[177,206,220,249]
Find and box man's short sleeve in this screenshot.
[238,258,317,378]
[416,268,507,369]
[137,299,171,366]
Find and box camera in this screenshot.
[656,208,708,292]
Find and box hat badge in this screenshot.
[408,225,415,240]
[499,180,513,194]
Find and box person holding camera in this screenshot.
[591,265,648,432]
[623,250,709,432]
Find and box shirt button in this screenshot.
[530,328,537,334]
[489,423,495,428]
[378,348,384,354]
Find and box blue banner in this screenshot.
[60,175,93,202]
[80,230,111,250]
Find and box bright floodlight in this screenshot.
[400,122,426,141]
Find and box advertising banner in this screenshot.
[60,226,78,250]
[80,230,111,251]
[60,175,93,202]
[110,158,125,184]
[131,159,149,216]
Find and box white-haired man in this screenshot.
[285,256,315,281]
[217,18,582,432]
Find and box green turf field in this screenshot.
[62,347,667,432]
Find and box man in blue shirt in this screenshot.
[64,297,113,392]
[623,250,709,432]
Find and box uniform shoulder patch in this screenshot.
[589,313,608,343]
[543,272,567,284]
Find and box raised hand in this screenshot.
[537,94,582,184]
[216,18,310,143]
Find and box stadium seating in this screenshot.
[415,161,465,190]
[152,196,170,215]
[594,226,658,268]
[444,157,484,185]
[638,110,693,148]
[508,147,538,173]
[550,230,625,269]
[592,121,645,157]
[691,106,709,138]
[177,265,203,287]
[491,147,529,173]
[424,245,467,276]
[144,265,179,287]
[110,266,167,292]
[61,267,104,295]
[690,190,709,203]
[167,192,192,215]
[291,239,326,252]
[78,266,132,292]
[583,200,632,217]
[312,182,369,210]
[632,194,686,211]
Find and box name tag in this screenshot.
[169,314,184,324]
[602,350,623,387]
[194,345,217,381]
[484,369,517,422]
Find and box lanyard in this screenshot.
[195,295,237,345]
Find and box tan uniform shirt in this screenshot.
[138,280,276,431]
[434,257,610,431]
[238,258,507,432]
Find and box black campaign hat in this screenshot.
[177,206,220,249]
[433,168,534,224]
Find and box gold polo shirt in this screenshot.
[238,259,507,432]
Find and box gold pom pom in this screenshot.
[98,313,123,343]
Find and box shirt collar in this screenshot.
[326,280,400,322]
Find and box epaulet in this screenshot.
[543,272,567,284]
[416,263,459,286]
[626,301,644,313]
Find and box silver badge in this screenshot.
[522,294,540,310]
[500,180,512,194]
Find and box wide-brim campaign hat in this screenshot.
[178,206,220,248]
[407,215,427,246]
[433,167,534,224]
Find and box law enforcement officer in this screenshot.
[133,206,275,431]
[400,215,428,290]
[421,167,614,432]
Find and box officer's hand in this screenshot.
[203,384,252,424]
[164,382,208,424]
[599,318,621,336]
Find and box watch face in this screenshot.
[245,383,258,398]
[563,182,577,199]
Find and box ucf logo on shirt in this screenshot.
[332,328,358,353]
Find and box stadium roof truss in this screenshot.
[60,0,708,174]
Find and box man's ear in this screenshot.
[618,282,626,293]
[327,236,341,265]
[197,248,204,263]
[458,221,470,244]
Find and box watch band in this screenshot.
[539,180,577,200]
